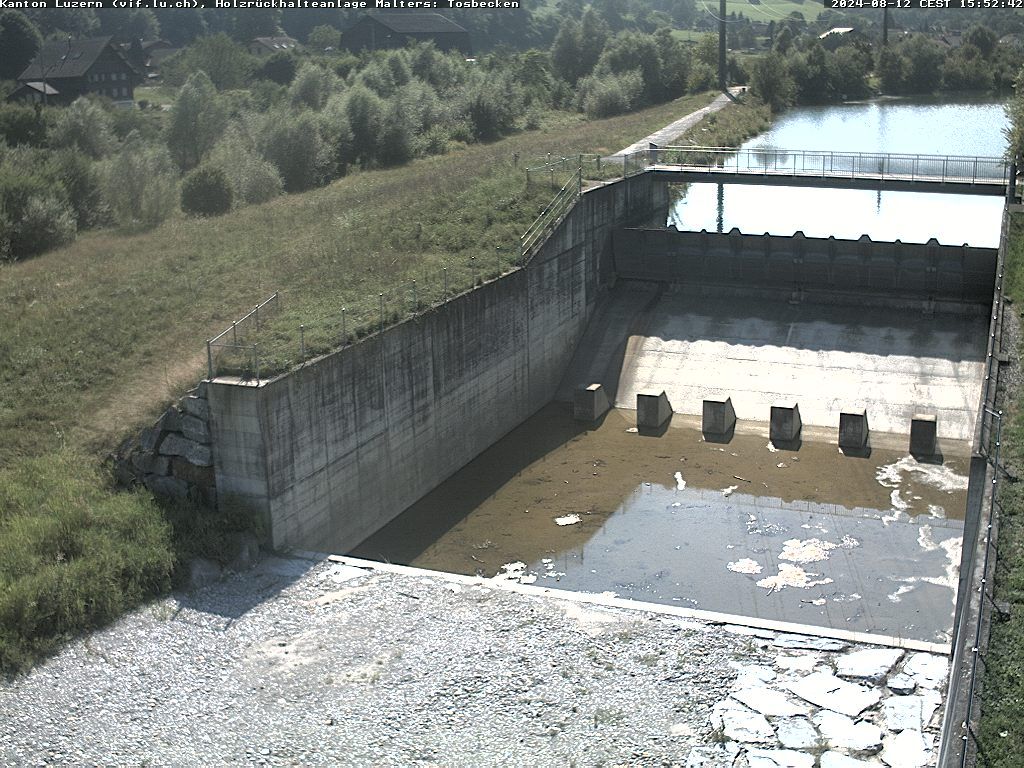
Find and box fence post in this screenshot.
[412,279,418,311]
[254,305,260,332]
[496,247,501,276]
[254,344,260,386]
[206,339,213,380]
[379,293,385,332]
[549,167,554,189]
[300,324,306,361]
[341,307,347,343]
[597,155,601,173]
[443,267,449,300]
[232,321,237,344]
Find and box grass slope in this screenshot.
[980,212,1024,766]
[0,91,719,672]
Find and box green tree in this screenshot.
[259,110,328,192]
[579,8,609,78]
[1005,67,1024,161]
[96,8,158,41]
[750,52,795,113]
[181,163,233,216]
[48,149,108,229]
[377,98,414,166]
[153,8,206,46]
[964,24,998,59]
[900,35,944,94]
[550,17,584,84]
[254,51,296,85]
[288,62,337,110]
[165,71,228,171]
[344,85,384,165]
[0,103,50,147]
[209,125,283,204]
[307,24,339,51]
[50,98,114,159]
[878,47,906,94]
[163,34,254,90]
[0,11,42,81]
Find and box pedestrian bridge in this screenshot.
[627,146,1012,196]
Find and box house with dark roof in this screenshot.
[343,13,471,55]
[9,37,141,106]
[249,36,299,57]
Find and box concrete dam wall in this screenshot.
[613,227,996,312]
[206,175,665,552]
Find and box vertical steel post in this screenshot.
[232,321,237,344]
[443,267,449,300]
[254,345,260,386]
[300,324,305,360]
[206,340,213,379]
[255,305,260,332]
[412,280,417,311]
[379,293,385,332]
[341,308,347,343]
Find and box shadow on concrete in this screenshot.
[912,451,946,465]
[637,417,672,438]
[839,445,873,459]
[351,402,598,566]
[770,437,803,452]
[702,425,736,444]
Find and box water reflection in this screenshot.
[668,98,1008,247]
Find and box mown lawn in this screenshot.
[0,91,723,673]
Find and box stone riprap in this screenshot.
[113,382,216,508]
[0,556,949,767]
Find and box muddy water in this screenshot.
[353,405,968,642]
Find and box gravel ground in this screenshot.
[0,555,946,767]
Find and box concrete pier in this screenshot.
[574,384,611,423]
[637,391,673,429]
[770,403,802,444]
[911,414,939,458]
[702,396,736,439]
[839,409,869,450]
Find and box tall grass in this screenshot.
[980,212,1024,765]
[0,91,721,672]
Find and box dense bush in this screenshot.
[103,132,178,229]
[209,126,283,204]
[0,103,50,147]
[50,97,114,159]
[577,69,643,118]
[181,163,233,216]
[166,71,228,171]
[259,110,329,192]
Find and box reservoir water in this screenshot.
[668,97,1008,246]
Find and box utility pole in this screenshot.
[718,0,727,90]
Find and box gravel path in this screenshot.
[611,88,744,157]
[0,555,948,767]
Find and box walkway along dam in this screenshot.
[120,148,1012,768]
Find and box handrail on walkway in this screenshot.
[634,146,1010,185]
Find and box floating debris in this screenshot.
[722,485,738,497]
[674,471,686,490]
[757,564,834,593]
[779,536,859,565]
[554,514,582,526]
[876,456,969,493]
[728,558,763,575]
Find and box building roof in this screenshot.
[20,82,60,96]
[17,36,128,81]
[251,36,299,51]
[366,13,468,35]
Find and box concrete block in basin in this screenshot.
[839,409,869,449]
[770,403,802,444]
[637,391,672,429]
[910,414,938,458]
[573,383,611,422]
[702,396,736,436]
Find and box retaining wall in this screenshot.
[207,175,663,552]
[613,228,997,311]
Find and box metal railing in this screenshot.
[636,146,1010,185]
[206,292,279,382]
[206,169,584,381]
[521,168,582,260]
[526,153,611,186]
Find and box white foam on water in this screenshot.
[728,558,763,575]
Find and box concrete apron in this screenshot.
[303,552,949,655]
